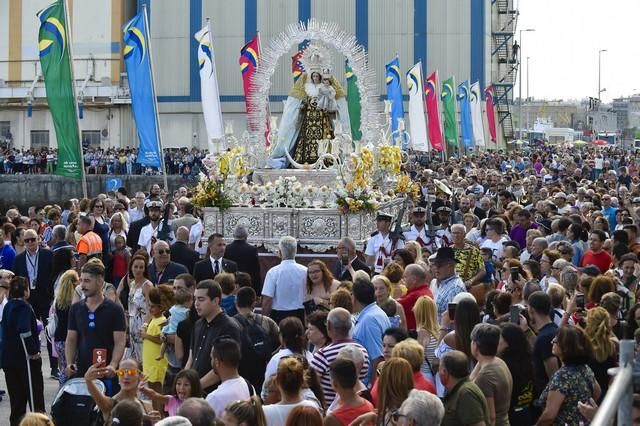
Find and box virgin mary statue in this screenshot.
[269,48,351,168]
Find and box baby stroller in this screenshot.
[51,378,106,426]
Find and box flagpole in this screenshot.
[256,30,272,147]
[62,0,87,199]
[142,4,168,193]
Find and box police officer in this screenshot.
[365,213,404,274]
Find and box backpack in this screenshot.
[45,302,58,344]
[235,314,274,389]
[235,314,273,360]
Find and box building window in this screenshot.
[82,130,101,149]
[30,130,49,150]
[0,121,9,138]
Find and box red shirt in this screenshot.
[579,250,612,275]
[398,284,433,330]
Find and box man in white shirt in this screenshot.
[261,236,307,325]
[403,207,430,247]
[138,200,174,254]
[366,213,404,274]
[205,338,254,416]
[128,192,146,223]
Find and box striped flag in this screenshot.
[195,23,224,152]
[385,57,404,146]
[425,71,444,151]
[485,85,497,143]
[345,61,362,141]
[470,82,486,147]
[406,62,428,151]
[37,0,83,179]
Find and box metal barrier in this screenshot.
[592,339,636,426]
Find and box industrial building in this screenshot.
[0,0,518,152]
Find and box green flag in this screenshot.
[345,61,362,141]
[38,1,83,179]
[441,77,458,147]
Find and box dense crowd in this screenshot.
[1,145,640,426]
[0,148,208,177]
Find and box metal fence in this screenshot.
[592,339,637,426]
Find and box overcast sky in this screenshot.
[517,0,639,103]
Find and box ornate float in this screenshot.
[193,19,416,253]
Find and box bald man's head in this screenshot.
[176,226,190,242]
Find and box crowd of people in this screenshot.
[1,145,640,426]
[0,147,208,177]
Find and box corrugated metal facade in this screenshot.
[0,0,494,149]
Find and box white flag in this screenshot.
[470,81,486,147]
[406,62,429,152]
[195,24,224,151]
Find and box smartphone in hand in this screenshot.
[93,348,107,367]
[510,305,520,324]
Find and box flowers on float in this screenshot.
[394,174,420,200]
[378,144,402,174]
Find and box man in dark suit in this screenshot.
[13,228,57,377]
[224,225,260,292]
[193,233,238,283]
[170,226,200,274]
[127,205,150,252]
[334,237,370,281]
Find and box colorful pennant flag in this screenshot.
[291,40,309,82]
[425,71,444,151]
[123,10,162,168]
[406,62,428,152]
[484,85,497,143]
[239,35,259,115]
[441,77,458,147]
[37,1,83,179]
[457,81,473,148]
[470,82,486,147]
[345,61,362,141]
[195,24,225,152]
[385,57,405,146]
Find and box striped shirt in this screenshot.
[310,339,370,406]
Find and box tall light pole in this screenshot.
[526,56,531,132]
[518,29,535,140]
[598,49,607,100]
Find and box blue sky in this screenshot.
[517,0,640,102]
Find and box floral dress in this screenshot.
[536,364,596,425]
[127,283,148,363]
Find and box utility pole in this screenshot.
[518,29,535,141]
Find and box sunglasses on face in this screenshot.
[24,238,36,243]
[157,249,170,255]
[116,368,139,377]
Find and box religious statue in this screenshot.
[269,41,351,168]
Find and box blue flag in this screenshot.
[457,80,473,148]
[385,57,405,147]
[123,11,162,168]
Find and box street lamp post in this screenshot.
[518,29,535,141]
[526,56,530,132]
[598,49,607,100]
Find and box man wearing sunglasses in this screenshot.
[148,240,188,285]
[13,228,57,378]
